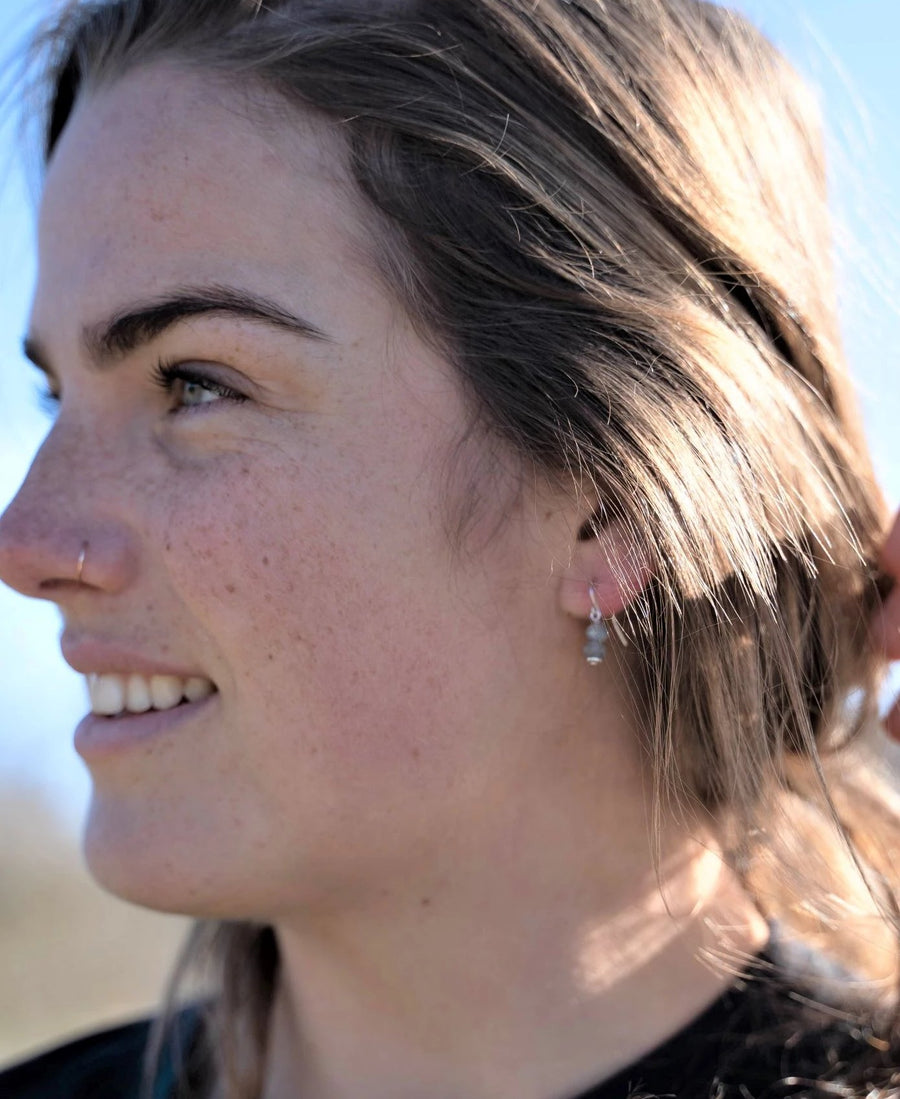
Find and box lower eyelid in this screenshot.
[191,383,246,405]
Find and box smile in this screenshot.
[86,672,217,717]
[74,687,219,762]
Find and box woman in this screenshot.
[1,0,899,1096]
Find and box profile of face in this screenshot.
[0,64,653,921]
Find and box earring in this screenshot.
[583,584,608,666]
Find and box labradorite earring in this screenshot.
[583,584,608,666]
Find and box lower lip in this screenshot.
[74,694,218,761]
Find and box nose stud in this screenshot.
[75,542,88,584]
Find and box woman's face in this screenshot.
[0,65,607,917]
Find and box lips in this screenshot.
[61,636,219,715]
[74,689,219,760]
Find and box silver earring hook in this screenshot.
[588,583,602,623]
[587,582,630,649]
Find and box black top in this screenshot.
[0,1010,205,1099]
[1,945,895,1099]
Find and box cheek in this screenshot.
[158,453,485,804]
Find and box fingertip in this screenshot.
[872,588,900,661]
[883,701,900,744]
[880,508,900,575]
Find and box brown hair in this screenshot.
[29,0,900,1095]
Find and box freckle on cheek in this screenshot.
[225,583,237,594]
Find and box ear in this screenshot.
[558,518,654,621]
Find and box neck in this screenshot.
[262,827,768,1099]
[260,664,768,1099]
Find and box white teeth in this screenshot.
[184,676,214,703]
[89,673,126,716]
[149,675,184,711]
[86,672,216,716]
[125,674,152,713]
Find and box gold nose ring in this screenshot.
[75,542,88,583]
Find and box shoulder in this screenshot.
[580,941,900,1099]
[668,958,900,1099]
[0,1018,153,1099]
[0,1009,208,1099]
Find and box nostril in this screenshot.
[0,515,138,601]
[0,541,86,599]
[0,430,141,598]
[35,541,90,593]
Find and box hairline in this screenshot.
[50,48,534,558]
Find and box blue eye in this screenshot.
[179,377,229,407]
[151,361,247,412]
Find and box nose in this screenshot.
[0,423,139,602]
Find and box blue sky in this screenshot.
[0,0,898,830]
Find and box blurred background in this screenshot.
[1,0,899,1071]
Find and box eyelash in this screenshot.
[36,385,60,417]
[34,361,248,417]
[150,360,248,412]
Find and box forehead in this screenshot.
[34,63,374,332]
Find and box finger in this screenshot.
[872,586,900,661]
[881,508,900,575]
[883,699,900,743]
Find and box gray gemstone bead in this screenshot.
[586,622,608,642]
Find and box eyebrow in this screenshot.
[23,283,332,374]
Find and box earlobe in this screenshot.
[558,518,653,621]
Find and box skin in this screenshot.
[875,510,900,740]
[0,61,820,1099]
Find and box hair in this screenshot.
[26,0,900,1095]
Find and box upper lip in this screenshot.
[61,636,214,681]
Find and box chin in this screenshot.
[81,795,236,918]
[80,792,300,922]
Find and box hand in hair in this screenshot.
[875,508,900,740]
